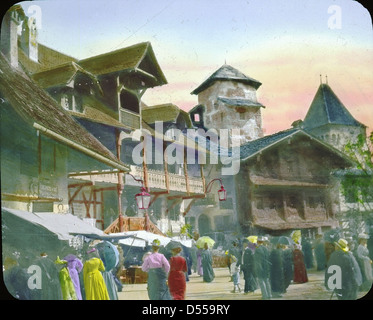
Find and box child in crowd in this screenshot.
[230,255,241,293]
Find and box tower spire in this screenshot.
[320,74,322,84]
[325,74,328,85]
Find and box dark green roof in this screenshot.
[238,128,298,160]
[217,97,265,108]
[237,128,354,166]
[191,64,262,95]
[303,84,365,129]
[78,42,167,87]
[0,53,129,172]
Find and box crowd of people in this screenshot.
[139,229,372,301]
[224,230,373,300]
[3,242,123,300]
[3,229,372,300]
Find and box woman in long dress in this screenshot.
[293,244,308,283]
[201,243,215,283]
[291,231,308,284]
[142,239,171,300]
[63,254,83,300]
[168,244,187,300]
[83,248,110,300]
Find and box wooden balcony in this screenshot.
[69,165,204,194]
[128,165,204,194]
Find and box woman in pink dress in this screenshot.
[168,243,187,300]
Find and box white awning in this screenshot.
[2,207,106,241]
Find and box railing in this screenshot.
[69,166,204,194]
[128,165,204,194]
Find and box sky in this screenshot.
[13,0,373,136]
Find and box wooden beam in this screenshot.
[68,182,93,189]
[182,198,196,216]
[149,191,169,207]
[165,198,183,215]
[184,150,190,195]
[68,184,85,205]
[167,194,205,201]
[1,193,62,202]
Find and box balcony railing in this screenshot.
[128,165,204,194]
[69,166,204,194]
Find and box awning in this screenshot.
[2,207,106,241]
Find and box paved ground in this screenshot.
[118,267,370,300]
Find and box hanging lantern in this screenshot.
[135,187,151,210]
[218,185,227,201]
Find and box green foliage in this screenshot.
[344,133,373,170]
[180,223,193,238]
[341,132,373,212]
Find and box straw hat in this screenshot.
[335,238,349,252]
[358,233,369,240]
[152,239,161,247]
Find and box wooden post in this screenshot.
[184,148,190,195]
[116,129,124,232]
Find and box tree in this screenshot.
[338,132,373,235]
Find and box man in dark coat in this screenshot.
[283,245,294,291]
[302,237,314,269]
[253,236,272,300]
[269,243,286,297]
[325,238,362,300]
[313,233,326,271]
[241,238,257,293]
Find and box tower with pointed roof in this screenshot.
[190,64,265,144]
[302,81,366,153]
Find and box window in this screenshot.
[256,197,264,209]
[120,90,139,114]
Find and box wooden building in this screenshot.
[0,53,129,220]
[235,128,354,235]
[2,5,207,234]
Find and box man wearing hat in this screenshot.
[241,238,257,294]
[356,233,373,291]
[142,239,171,300]
[325,238,362,300]
[253,236,272,300]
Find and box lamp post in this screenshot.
[126,173,151,231]
[205,178,227,201]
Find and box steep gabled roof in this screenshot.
[78,42,167,87]
[0,54,129,172]
[238,128,355,165]
[303,84,365,129]
[191,64,262,95]
[31,61,100,90]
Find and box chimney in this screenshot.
[0,6,23,68]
